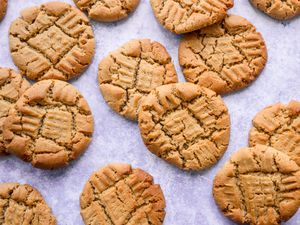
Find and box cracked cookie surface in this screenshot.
[249,100,300,166]
[3,79,94,169]
[179,14,267,94]
[98,39,178,121]
[0,68,30,156]
[74,0,140,22]
[9,2,95,81]
[138,83,230,171]
[0,183,56,225]
[150,0,234,34]
[213,145,300,225]
[0,0,7,21]
[250,0,300,20]
[80,163,166,225]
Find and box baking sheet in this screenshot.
[0,0,300,224]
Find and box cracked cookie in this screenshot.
[0,0,7,21]
[150,0,234,34]
[0,68,31,156]
[3,79,94,169]
[9,1,95,81]
[98,39,178,121]
[249,100,300,166]
[213,145,300,225]
[138,82,230,171]
[250,0,300,20]
[73,0,140,22]
[179,14,267,94]
[80,163,166,225]
[0,183,57,225]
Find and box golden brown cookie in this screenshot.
[150,0,234,34]
[3,79,94,169]
[213,145,300,225]
[9,2,95,81]
[249,100,300,166]
[0,183,57,225]
[80,163,166,225]
[0,0,7,21]
[179,14,267,94]
[138,83,230,171]
[0,68,30,156]
[250,0,300,20]
[73,0,140,22]
[98,39,178,120]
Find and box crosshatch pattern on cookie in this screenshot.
[0,183,57,224]
[138,83,230,171]
[98,39,178,120]
[179,14,267,94]
[73,0,140,22]
[249,100,300,166]
[213,145,300,225]
[80,163,166,225]
[150,0,234,34]
[9,2,95,81]
[3,80,94,169]
[250,0,300,20]
[0,68,31,155]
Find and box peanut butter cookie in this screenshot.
[0,0,7,21]
[150,0,234,34]
[80,163,166,225]
[9,2,95,81]
[179,14,267,94]
[250,0,300,20]
[249,100,300,166]
[138,83,230,171]
[98,39,178,120]
[0,68,30,156]
[213,145,300,225]
[74,0,140,22]
[3,80,94,169]
[0,183,57,225]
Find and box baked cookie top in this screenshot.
[150,0,234,34]
[80,163,166,225]
[98,39,178,121]
[9,1,95,81]
[179,14,267,94]
[250,0,300,20]
[0,68,30,155]
[213,145,300,225]
[0,0,7,21]
[73,0,140,22]
[138,83,230,171]
[249,100,300,165]
[3,79,94,169]
[0,183,56,225]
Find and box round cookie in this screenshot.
[150,0,234,34]
[0,68,31,156]
[3,79,94,169]
[179,14,267,94]
[98,39,178,120]
[138,82,230,171]
[250,0,300,20]
[80,163,166,225]
[213,145,300,225]
[249,100,300,166]
[0,0,7,21]
[73,0,140,22]
[9,1,95,81]
[0,183,56,225]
